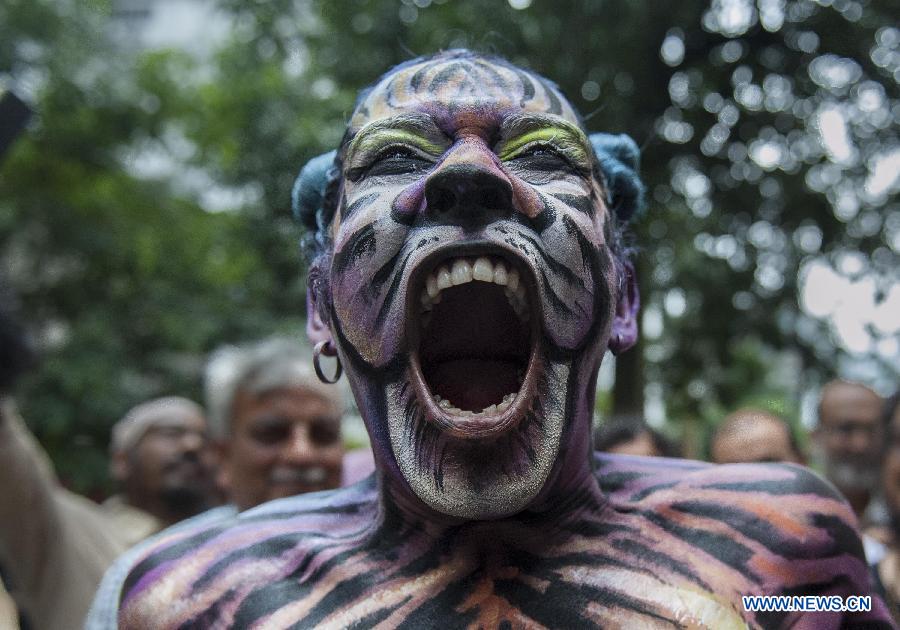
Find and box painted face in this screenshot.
[319,55,622,519]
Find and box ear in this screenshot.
[214,439,232,495]
[110,450,130,484]
[306,276,333,347]
[608,259,640,355]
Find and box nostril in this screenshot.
[424,166,514,225]
[480,187,506,211]
[432,188,457,213]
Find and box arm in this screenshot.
[0,399,64,597]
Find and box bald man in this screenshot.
[711,408,804,465]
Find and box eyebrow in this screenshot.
[346,114,447,159]
[497,114,592,164]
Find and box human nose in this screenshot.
[282,427,317,464]
[423,140,514,229]
[179,430,205,454]
[846,427,874,455]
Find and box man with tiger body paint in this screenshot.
[114,50,892,628]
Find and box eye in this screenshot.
[308,417,341,446]
[507,143,575,172]
[250,418,292,445]
[518,145,562,159]
[365,145,432,178]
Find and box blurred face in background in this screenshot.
[711,412,803,465]
[220,386,343,511]
[123,412,216,516]
[882,403,900,537]
[607,430,662,458]
[817,382,883,494]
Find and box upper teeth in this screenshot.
[420,256,529,321]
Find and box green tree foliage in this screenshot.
[0,0,303,493]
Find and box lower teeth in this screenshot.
[432,392,516,417]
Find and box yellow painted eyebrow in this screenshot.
[497,117,592,167]
[346,116,447,162]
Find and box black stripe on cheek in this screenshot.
[371,248,407,292]
[562,215,595,273]
[516,230,585,289]
[374,250,415,327]
[342,192,379,222]
[538,267,576,318]
[525,191,556,233]
[332,224,377,277]
[549,192,595,217]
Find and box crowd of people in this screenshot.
[594,380,900,618]
[0,297,370,629]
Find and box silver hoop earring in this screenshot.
[313,340,342,384]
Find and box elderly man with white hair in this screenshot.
[205,336,346,511]
[86,337,350,628]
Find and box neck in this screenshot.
[373,434,606,544]
[126,491,206,528]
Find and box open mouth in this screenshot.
[408,247,539,438]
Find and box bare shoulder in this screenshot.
[595,452,848,508]
[118,479,378,628]
[595,452,860,549]
[592,453,895,627]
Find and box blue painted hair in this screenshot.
[588,132,645,224]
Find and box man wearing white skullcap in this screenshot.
[0,386,217,630]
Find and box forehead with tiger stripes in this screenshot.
[311,51,632,520]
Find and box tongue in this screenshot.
[428,359,520,411]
